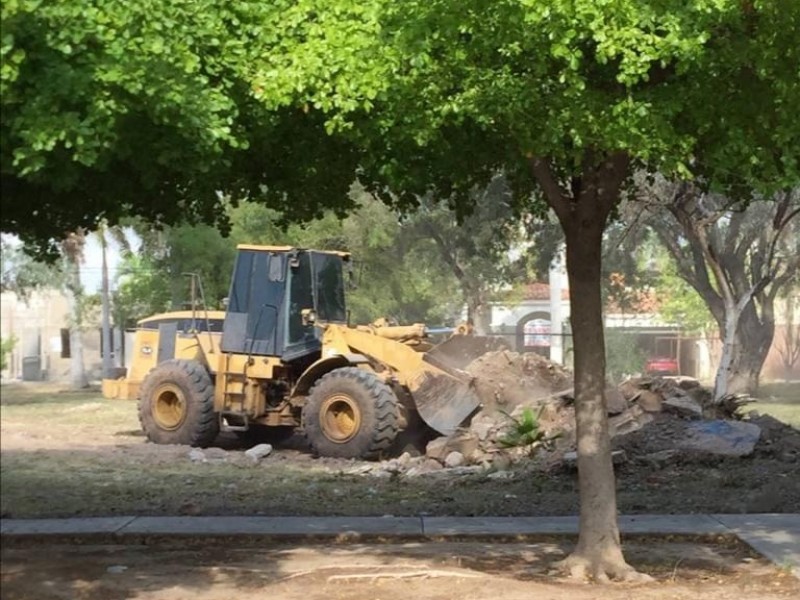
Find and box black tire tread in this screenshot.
[138,359,219,447]
[303,367,400,459]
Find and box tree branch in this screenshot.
[529,156,571,225]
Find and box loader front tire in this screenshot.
[138,359,219,447]
[303,367,400,460]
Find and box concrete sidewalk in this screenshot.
[2,514,798,578]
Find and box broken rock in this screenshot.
[405,459,444,477]
[244,443,273,462]
[609,406,654,437]
[663,396,703,420]
[605,387,628,415]
[469,418,495,442]
[426,432,480,463]
[679,420,761,457]
[188,449,206,463]
[636,390,663,413]
[444,451,466,468]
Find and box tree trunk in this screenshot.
[713,297,774,400]
[531,153,646,581]
[68,322,87,389]
[66,281,88,389]
[466,293,491,335]
[724,319,772,397]
[558,221,635,580]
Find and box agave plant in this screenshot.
[498,406,560,456]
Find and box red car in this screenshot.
[645,356,679,376]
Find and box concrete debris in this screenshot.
[244,443,273,462]
[609,406,654,437]
[636,390,663,413]
[605,386,628,415]
[679,420,762,457]
[294,353,780,477]
[187,449,206,463]
[674,376,702,390]
[425,432,480,464]
[469,417,495,442]
[486,470,516,480]
[662,396,704,420]
[465,350,571,410]
[444,451,466,468]
[405,459,444,478]
[106,565,129,574]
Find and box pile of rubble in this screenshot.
[347,351,798,478]
[465,350,572,410]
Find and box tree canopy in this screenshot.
[1,0,359,255]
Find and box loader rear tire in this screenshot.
[138,359,219,447]
[303,367,400,460]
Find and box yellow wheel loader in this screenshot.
[103,244,498,459]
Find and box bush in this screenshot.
[1,335,17,372]
[605,328,646,381]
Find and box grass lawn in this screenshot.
[753,382,800,427]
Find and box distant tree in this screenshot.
[61,231,89,389]
[230,191,461,325]
[642,182,800,399]
[112,254,171,328]
[162,224,238,310]
[0,335,16,372]
[404,176,532,334]
[1,236,56,298]
[655,258,716,337]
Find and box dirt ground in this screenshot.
[1,383,799,519]
[2,539,798,600]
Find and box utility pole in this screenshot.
[549,247,566,365]
[100,224,113,378]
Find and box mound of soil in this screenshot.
[465,350,572,411]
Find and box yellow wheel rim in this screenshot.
[152,384,187,430]
[320,394,361,443]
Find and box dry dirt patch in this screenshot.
[2,540,798,600]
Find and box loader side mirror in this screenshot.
[301,308,317,326]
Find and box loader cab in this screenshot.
[220,245,348,362]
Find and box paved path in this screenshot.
[2,514,798,578]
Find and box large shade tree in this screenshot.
[642,182,800,400]
[250,0,799,579]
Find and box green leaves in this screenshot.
[498,406,559,455]
[3,0,798,254]
[2,1,360,254]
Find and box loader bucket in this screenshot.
[424,335,510,370]
[410,368,481,437]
